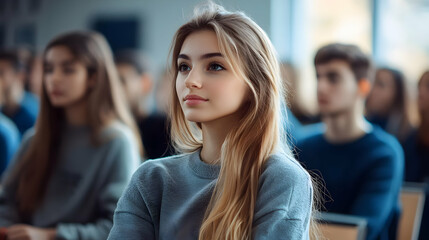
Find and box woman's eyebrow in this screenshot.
[177,52,223,61]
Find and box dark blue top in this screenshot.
[1,92,39,137]
[0,113,19,176]
[402,129,429,182]
[138,114,174,159]
[296,126,403,240]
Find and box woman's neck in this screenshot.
[200,113,242,165]
[64,99,89,126]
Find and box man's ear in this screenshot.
[358,78,371,97]
[141,73,153,95]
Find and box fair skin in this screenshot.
[316,60,371,143]
[0,60,25,116]
[5,46,94,239]
[116,63,152,117]
[44,45,93,126]
[366,69,396,115]
[176,30,249,164]
[6,225,56,240]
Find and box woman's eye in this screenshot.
[208,63,224,71]
[328,76,338,84]
[43,67,53,74]
[178,63,191,72]
[63,68,75,74]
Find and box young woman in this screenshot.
[108,3,314,240]
[366,67,413,142]
[0,31,142,240]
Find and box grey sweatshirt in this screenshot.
[108,149,313,240]
[0,121,140,240]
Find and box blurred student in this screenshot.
[366,67,413,143]
[296,43,403,240]
[27,55,44,98]
[403,70,429,182]
[0,50,39,137]
[154,68,172,114]
[0,31,141,240]
[115,51,173,159]
[108,3,314,239]
[0,72,20,177]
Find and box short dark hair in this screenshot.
[314,43,371,81]
[0,50,24,72]
[114,50,149,75]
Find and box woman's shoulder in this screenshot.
[261,153,311,187]
[102,121,133,139]
[130,154,191,182]
[255,152,313,220]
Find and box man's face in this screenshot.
[0,60,21,96]
[316,60,360,117]
[116,63,144,113]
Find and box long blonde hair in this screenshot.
[7,31,142,217]
[168,3,314,239]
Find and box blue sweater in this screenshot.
[402,129,429,182]
[296,126,403,240]
[108,149,313,239]
[0,113,19,176]
[1,91,39,137]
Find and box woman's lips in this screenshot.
[184,94,208,106]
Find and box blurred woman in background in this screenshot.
[366,67,413,143]
[0,31,141,240]
[403,70,429,182]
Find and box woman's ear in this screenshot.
[358,78,371,97]
[88,74,96,89]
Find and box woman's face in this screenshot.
[44,45,92,108]
[418,73,429,115]
[366,69,397,115]
[175,30,249,124]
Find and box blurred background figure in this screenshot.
[280,61,320,125]
[27,55,44,98]
[115,50,173,159]
[279,61,324,144]
[0,50,39,137]
[154,68,172,115]
[0,72,19,177]
[296,43,403,240]
[401,70,429,240]
[403,70,429,183]
[366,67,414,144]
[0,31,141,239]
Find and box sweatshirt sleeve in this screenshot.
[55,132,141,240]
[252,156,313,240]
[107,164,156,240]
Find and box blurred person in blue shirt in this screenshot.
[296,43,403,240]
[0,50,39,137]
